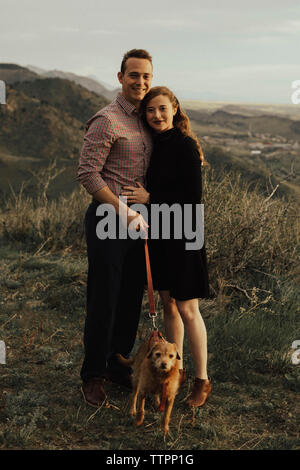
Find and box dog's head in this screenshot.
[147,341,180,372]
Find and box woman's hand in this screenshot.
[121,182,150,204]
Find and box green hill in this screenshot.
[0,77,109,199]
[13,78,109,125]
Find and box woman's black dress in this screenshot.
[146,127,210,301]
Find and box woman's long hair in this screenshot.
[140,86,208,166]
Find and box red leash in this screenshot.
[144,238,167,413]
[144,238,158,329]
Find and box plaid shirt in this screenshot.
[77,93,153,197]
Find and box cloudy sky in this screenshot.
[1,0,300,103]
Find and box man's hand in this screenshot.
[92,185,149,237]
[121,182,150,204]
[127,208,149,237]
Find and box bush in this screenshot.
[1,167,299,301]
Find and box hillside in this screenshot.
[36,69,120,101]
[12,78,109,126]
[185,106,300,199]
[0,77,109,199]
[0,64,300,201]
[0,64,40,84]
[0,168,299,451]
[0,63,119,101]
[0,79,108,158]
[0,72,299,451]
[187,108,300,140]
[182,100,300,120]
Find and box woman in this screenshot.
[122,86,211,407]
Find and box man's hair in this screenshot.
[120,49,152,74]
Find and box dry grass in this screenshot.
[0,167,299,450]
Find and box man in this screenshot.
[77,49,153,407]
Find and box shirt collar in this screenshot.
[116,92,138,116]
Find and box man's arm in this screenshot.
[93,185,127,215]
[93,184,148,234]
[77,114,114,195]
[78,115,147,231]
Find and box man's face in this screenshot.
[118,57,153,106]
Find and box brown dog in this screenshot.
[117,333,181,435]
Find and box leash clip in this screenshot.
[145,238,158,331]
[149,312,158,330]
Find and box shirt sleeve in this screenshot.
[77,114,116,195]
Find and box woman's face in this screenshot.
[145,94,177,133]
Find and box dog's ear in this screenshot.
[147,346,155,359]
[172,343,181,360]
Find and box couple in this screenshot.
[77,49,211,410]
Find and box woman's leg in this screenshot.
[175,298,208,380]
[159,290,184,369]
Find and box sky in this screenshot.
[1,0,300,104]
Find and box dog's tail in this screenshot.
[115,353,134,368]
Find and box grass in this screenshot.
[0,168,299,450]
[0,249,298,450]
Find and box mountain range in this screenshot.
[0,63,299,201]
[0,63,119,101]
[0,64,114,198]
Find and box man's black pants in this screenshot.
[80,201,146,383]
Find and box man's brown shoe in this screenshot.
[187,377,212,407]
[81,378,108,408]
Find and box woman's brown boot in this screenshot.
[187,377,212,407]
